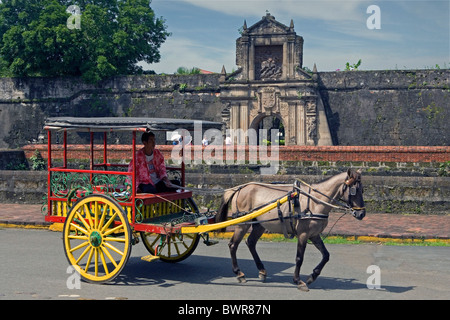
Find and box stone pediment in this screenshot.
[234,13,305,81]
[244,13,292,35]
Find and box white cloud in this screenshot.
[181,0,368,23]
[142,37,236,74]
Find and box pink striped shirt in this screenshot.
[127,148,167,192]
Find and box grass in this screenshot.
[211,232,450,246]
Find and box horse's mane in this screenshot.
[314,172,347,186]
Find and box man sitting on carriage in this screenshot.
[127,131,178,194]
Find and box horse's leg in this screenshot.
[306,234,330,285]
[245,223,267,282]
[293,233,309,291]
[228,224,251,283]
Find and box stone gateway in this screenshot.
[220,13,333,146]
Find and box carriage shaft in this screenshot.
[180,192,297,234]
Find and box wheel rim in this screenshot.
[140,198,199,263]
[63,195,131,283]
[140,232,199,262]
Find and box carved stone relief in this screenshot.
[258,86,279,115]
[255,46,282,80]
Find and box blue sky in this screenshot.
[144,0,449,74]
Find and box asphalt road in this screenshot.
[1,228,449,302]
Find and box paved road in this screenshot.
[1,228,449,302]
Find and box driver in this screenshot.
[127,131,178,193]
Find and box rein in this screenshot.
[294,178,365,212]
[294,179,350,211]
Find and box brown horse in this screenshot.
[216,169,366,291]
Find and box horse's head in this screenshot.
[344,168,366,220]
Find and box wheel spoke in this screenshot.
[103,242,124,256]
[69,240,89,253]
[102,246,118,268]
[68,235,88,241]
[97,204,107,229]
[180,240,189,250]
[84,247,95,272]
[149,234,161,248]
[70,222,89,236]
[94,248,99,277]
[173,242,181,256]
[84,204,94,227]
[103,224,124,237]
[93,202,98,229]
[99,248,109,275]
[75,244,91,264]
[104,236,126,242]
[101,210,119,233]
[167,242,171,257]
[75,211,91,232]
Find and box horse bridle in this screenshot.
[294,176,365,213]
[342,177,366,212]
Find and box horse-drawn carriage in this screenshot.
[43,117,365,289]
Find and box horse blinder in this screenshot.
[345,178,366,220]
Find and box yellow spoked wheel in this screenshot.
[63,194,132,283]
[140,198,199,263]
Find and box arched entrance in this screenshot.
[250,114,285,146]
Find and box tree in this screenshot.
[175,66,201,75]
[0,0,170,83]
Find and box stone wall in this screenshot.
[0,74,223,148]
[0,169,448,215]
[318,69,449,146]
[0,69,448,149]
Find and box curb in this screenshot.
[0,222,50,230]
[210,232,450,244]
[2,223,449,245]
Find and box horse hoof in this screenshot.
[306,274,316,285]
[297,281,310,292]
[237,272,247,283]
[259,270,267,282]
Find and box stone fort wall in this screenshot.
[0,68,448,149]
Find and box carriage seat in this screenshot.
[135,190,193,204]
[73,184,192,205]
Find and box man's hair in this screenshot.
[141,131,155,143]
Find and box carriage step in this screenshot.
[141,254,160,262]
[201,233,219,246]
[203,239,219,246]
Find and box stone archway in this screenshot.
[250,113,285,145]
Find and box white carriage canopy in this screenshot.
[44,117,223,132]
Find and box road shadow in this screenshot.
[108,254,415,294]
[110,254,293,287]
[305,276,415,293]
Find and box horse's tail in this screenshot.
[215,184,249,232]
[216,188,238,223]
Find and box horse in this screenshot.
[216,168,366,291]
